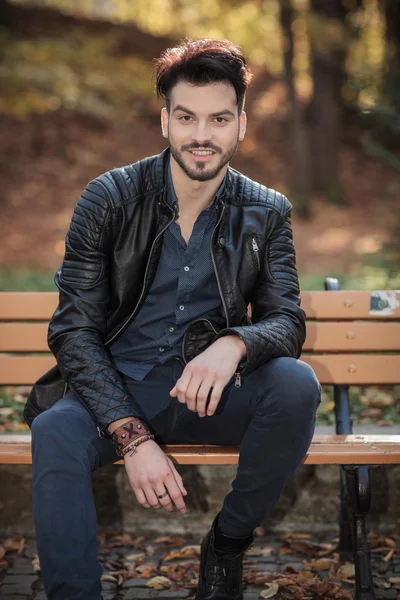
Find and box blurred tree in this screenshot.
[383,0,400,113]
[281,0,312,217]
[309,0,347,203]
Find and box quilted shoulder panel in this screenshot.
[228,169,292,217]
[61,179,112,289]
[97,151,167,205]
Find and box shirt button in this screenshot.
[169,327,175,332]
[179,305,185,311]
[184,266,190,272]
[159,347,165,353]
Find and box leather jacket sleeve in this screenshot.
[216,201,306,374]
[47,179,145,432]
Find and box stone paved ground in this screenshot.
[1,530,400,599]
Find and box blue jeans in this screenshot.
[31,357,321,600]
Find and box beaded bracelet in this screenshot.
[120,434,155,458]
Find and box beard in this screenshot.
[169,135,239,182]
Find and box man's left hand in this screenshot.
[169,336,246,417]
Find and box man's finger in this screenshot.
[185,375,203,413]
[143,486,163,510]
[164,478,186,513]
[196,377,214,417]
[154,484,174,512]
[134,488,151,508]
[167,459,188,496]
[174,369,192,404]
[206,381,225,416]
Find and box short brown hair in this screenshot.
[154,38,253,114]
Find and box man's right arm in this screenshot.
[49,177,187,513]
[47,178,143,433]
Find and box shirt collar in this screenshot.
[167,160,227,210]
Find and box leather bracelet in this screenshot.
[110,418,151,454]
[120,434,155,458]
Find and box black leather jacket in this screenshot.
[24,149,305,431]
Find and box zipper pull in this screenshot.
[97,426,103,439]
[252,237,258,253]
[234,372,242,388]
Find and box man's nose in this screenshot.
[191,120,212,144]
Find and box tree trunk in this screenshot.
[383,0,400,113]
[280,0,313,217]
[309,0,346,203]
[0,0,12,27]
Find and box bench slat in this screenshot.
[2,321,400,353]
[301,290,400,320]
[0,355,399,385]
[304,322,400,352]
[1,435,400,465]
[0,293,58,320]
[1,291,399,321]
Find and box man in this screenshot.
[25,38,321,600]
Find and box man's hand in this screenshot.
[170,335,246,417]
[124,440,187,513]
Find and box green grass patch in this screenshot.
[0,268,56,292]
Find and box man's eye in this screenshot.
[215,117,227,123]
[179,115,192,122]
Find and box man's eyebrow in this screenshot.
[172,105,195,115]
[210,109,235,118]
[172,105,235,118]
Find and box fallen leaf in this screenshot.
[247,546,274,557]
[32,554,40,573]
[146,575,172,589]
[124,552,145,562]
[260,583,279,598]
[136,563,157,578]
[383,548,395,562]
[154,536,186,546]
[101,574,118,582]
[3,536,26,554]
[338,562,355,578]
[164,545,201,561]
[304,559,332,571]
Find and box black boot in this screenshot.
[195,514,254,600]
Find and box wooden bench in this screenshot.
[1,279,400,600]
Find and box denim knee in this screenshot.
[255,357,321,419]
[31,407,93,468]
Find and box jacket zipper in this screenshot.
[61,206,176,413]
[210,205,229,328]
[210,206,242,388]
[105,207,176,347]
[252,236,260,270]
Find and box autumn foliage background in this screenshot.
[0,0,399,429]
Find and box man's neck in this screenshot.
[170,156,227,219]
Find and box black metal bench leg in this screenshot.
[346,466,377,600]
[334,384,353,558]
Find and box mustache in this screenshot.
[181,143,222,153]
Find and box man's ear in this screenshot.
[238,111,247,142]
[161,108,169,139]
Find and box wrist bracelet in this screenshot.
[111,418,152,454]
[120,434,155,458]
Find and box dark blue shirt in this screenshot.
[109,165,225,380]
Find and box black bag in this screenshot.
[23,365,67,428]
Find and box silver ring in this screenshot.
[157,491,168,500]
